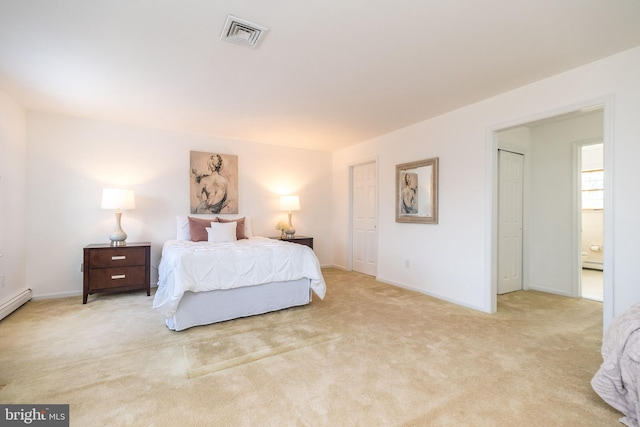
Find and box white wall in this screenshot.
[497,127,531,152]
[0,90,27,306]
[333,112,490,311]
[332,46,640,328]
[25,112,333,298]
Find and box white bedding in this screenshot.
[592,303,640,426]
[153,237,326,318]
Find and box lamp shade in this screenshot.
[101,188,135,210]
[280,195,300,211]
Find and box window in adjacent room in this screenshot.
[582,169,603,210]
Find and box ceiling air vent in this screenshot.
[220,15,269,49]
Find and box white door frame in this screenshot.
[348,157,379,274]
[486,96,614,325]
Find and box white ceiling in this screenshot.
[1,1,639,152]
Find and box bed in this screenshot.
[152,215,326,331]
[592,303,640,426]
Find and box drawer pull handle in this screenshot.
[112,256,126,261]
[111,274,126,280]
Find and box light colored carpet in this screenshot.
[183,322,340,379]
[0,269,621,426]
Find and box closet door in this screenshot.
[498,150,524,294]
[352,162,377,276]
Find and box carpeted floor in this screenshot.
[0,268,621,426]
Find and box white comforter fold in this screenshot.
[592,303,640,427]
[153,237,326,317]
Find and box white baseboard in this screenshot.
[321,264,348,271]
[376,276,488,313]
[31,290,81,300]
[526,285,573,297]
[0,289,32,321]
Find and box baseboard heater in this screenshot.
[583,261,603,271]
[0,289,32,321]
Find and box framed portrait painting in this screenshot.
[396,157,438,224]
[190,151,238,214]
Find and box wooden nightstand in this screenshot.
[271,236,313,250]
[83,242,151,304]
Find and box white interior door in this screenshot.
[498,150,524,294]
[352,162,377,276]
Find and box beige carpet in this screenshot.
[0,269,621,426]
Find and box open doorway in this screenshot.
[493,105,606,309]
[579,142,604,301]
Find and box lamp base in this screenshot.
[109,211,128,247]
[284,225,295,239]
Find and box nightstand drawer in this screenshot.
[88,266,146,290]
[90,247,146,268]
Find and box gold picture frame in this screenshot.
[396,157,438,224]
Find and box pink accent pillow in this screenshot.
[188,217,215,242]
[216,217,247,240]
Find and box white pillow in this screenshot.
[176,215,253,240]
[176,216,191,240]
[206,222,237,243]
[216,215,253,238]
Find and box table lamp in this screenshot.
[280,195,300,238]
[101,188,135,246]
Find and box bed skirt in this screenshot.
[165,278,312,331]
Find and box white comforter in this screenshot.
[592,303,640,426]
[153,237,326,317]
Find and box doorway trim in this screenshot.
[485,95,614,323]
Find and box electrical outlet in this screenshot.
[405,259,410,268]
